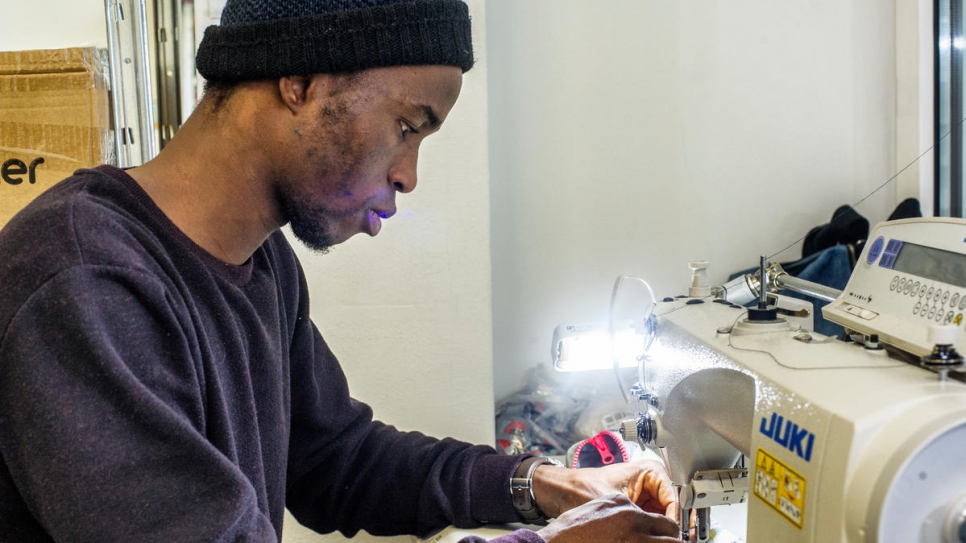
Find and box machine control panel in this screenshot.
[824,217,966,357]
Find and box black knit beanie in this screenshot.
[196,0,474,82]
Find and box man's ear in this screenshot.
[278,75,312,114]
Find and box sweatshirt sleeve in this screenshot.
[0,266,277,542]
[283,269,528,537]
[285,320,535,537]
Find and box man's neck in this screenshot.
[127,99,282,265]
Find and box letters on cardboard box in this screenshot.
[0,47,112,228]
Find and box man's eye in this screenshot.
[399,120,418,137]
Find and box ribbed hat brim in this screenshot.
[196,0,473,82]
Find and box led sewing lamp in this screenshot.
[551,275,659,372]
[550,321,647,372]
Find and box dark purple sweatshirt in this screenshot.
[0,166,543,543]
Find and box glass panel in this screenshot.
[937,0,966,217]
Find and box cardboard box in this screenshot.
[0,47,112,228]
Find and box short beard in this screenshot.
[279,188,334,254]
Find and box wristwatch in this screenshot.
[509,456,564,524]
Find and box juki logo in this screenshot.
[759,412,815,462]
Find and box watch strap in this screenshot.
[509,456,562,524]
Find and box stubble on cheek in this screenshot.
[316,98,372,200]
[283,95,369,251]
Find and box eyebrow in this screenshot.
[420,105,441,130]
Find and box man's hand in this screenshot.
[530,460,679,520]
[534,493,680,543]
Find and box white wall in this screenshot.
[486,0,903,402]
[896,0,936,212]
[0,0,106,50]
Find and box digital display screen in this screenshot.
[892,242,966,288]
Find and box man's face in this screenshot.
[277,65,463,252]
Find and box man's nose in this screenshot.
[390,151,418,193]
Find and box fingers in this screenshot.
[641,462,676,503]
[627,462,679,519]
[598,494,680,534]
[554,461,680,528]
[598,493,680,540]
[538,493,681,543]
[663,490,680,521]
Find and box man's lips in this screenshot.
[366,208,395,237]
[366,210,382,236]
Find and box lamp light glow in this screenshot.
[551,321,646,372]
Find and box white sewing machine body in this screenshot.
[824,217,966,359]
[643,218,966,542]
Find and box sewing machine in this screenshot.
[421,218,966,543]
[621,217,966,542]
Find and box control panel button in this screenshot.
[866,236,885,264]
[891,276,900,291]
[860,309,878,320]
[952,293,961,308]
[942,291,951,304]
[928,287,935,299]
[914,302,922,314]
[935,289,944,302]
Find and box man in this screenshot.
[0,0,681,541]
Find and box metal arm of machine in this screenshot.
[713,261,842,307]
[767,262,842,303]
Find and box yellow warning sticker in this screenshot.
[754,448,807,529]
